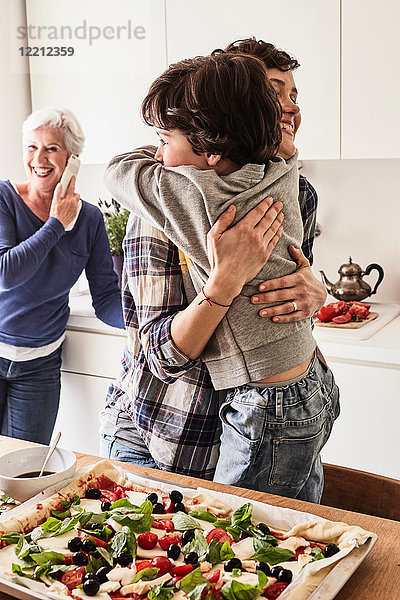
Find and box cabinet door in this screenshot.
[166,0,340,159]
[342,0,400,158]
[26,0,167,163]
[320,359,400,480]
[56,372,112,456]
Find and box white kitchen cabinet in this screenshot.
[319,357,400,480]
[165,0,340,160]
[25,0,167,163]
[56,326,126,455]
[342,0,400,158]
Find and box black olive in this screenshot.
[278,569,292,584]
[224,558,242,572]
[256,561,271,576]
[324,543,340,558]
[83,578,100,596]
[181,529,195,545]
[82,539,96,553]
[170,490,183,503]
[147,492,158,504]
[117,551,132,566]
[85,488,101,500]
[73,551,89,566]
[173,502,186,513]
[256,523,271,536]
[67,536,83,552]
[184,551,199,565]
[96,565,112,583]
[152,502,165,514]
[83,572,98,582]
[167,544,181,560]
[101,501,112,512]
[271,566,284,579]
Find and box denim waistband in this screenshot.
[247,352,315,389]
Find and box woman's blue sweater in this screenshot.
[0,180,124,348]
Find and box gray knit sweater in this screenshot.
[105,146,315,390]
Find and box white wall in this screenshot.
[0,0,31,181]
[303,158,400,303]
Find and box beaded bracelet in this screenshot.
[198,286,231,308]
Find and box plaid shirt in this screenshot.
[102,175,318,479]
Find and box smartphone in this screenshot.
[59,155,80,198]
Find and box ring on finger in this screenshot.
[291,301,297,313]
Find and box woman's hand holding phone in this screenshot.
[50,176,80,229]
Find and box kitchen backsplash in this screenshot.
[76,158,400,304]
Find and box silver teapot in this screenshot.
[320,257,384,302]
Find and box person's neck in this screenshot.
[21,182,54,209]
[213,157,242,176]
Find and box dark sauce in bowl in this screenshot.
[15,471,55,478]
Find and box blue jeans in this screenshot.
[214,354,340,503]
[101,434,158,469]
[0,347,62,445]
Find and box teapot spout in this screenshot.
[320,270,333,294]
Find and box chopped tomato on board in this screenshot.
[315,305,338,322]
[332,312,352,324]
[60,566,86,590]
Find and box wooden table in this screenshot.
[0,436,398,600]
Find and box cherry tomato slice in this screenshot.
[171,564,194,576]
[205,528,233,545]
[138,532,158,550]
[150,556,173,576]
[205,569,221,584]
[134,560,153,572]
[151,519,174,532]
[159,534,181,550]
[60,566,86,590]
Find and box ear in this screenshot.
[205,153,222,167]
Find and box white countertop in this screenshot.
[67,292,125,337]
[68,293,400,366]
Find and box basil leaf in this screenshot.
[51,508,71,519]
[226,526,242,542]
[96,546,114,566]
[207,539,223,566]
[221,579,260,600]
[2,532,25,545]
[86,555,105,573]
[110,530,128,557]
[15,535,32,560]
[172,512,202,532]
[213,519,232,529]
[112,512,154,534]
[182,530,209,561]
[30,551,65,566]
[231,569,242,578]
[132,567,160,583]
[231,504,253,531]
[310,547,325,561]
[188,511,217,523]
[0,493,17,505]
[219,541,235,561]
[147,584,174,600]
[248,527,278,547]
[177,567,211,600]
[79,512,94,528]
[11,564,35,580]
[110,499,138,510]
[257,570,268,590]
[250,542,295,565]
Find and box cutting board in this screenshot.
[313,302,400,341]
[315,311,378,329]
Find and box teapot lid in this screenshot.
[338,257,363,276]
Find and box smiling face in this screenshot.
[23,127,69,195]
[154,129,211,169]
[266,68,301,160]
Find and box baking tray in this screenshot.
[0,469,378,600]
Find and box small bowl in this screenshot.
[0,446,77,502]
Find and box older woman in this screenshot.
[0,108,124,445]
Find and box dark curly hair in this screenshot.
[141,53,282,166]
[213,37,300,72]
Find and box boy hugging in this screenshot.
[105,52,339,500]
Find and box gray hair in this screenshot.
[22,108,85,156]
